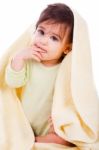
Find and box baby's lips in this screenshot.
[34,43,47,52]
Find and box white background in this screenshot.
[0,0,99,95]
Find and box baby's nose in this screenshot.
[40,36,48,45]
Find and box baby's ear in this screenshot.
[64,43,72,54]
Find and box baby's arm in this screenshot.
[10,46,43,72]
[5,45,45,88]
[5,59,29,88]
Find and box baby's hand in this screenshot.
[13,47,45,62]
[11,45,47,71]
[30,43,47,62]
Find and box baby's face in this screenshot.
[32,21,70,65]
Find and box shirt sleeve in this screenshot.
[5,60,30,88]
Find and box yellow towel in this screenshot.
[0,9,99,150]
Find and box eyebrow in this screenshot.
[38,25,62,40]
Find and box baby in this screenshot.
[5,3,74,146]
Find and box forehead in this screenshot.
[38,21,69,39]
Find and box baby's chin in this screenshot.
[41,56,51,62]
[41,53,49,60]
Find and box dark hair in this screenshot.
[36,3,74,43]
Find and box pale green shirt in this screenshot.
[5,60,60,136]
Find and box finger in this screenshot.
[30,47,47,59]
[32,51,42,60]
[36,51,44,58]
[31,46,47,53]
[32,49,43,59]
[31,51,42,62]
[31,54,41,62]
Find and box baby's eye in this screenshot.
[50,36,59,42]
[37,29,44,35]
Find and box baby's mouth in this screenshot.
[34,43,47,52]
